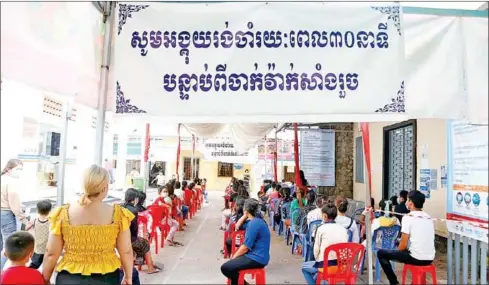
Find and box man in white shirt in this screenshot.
[301,202,349,285]
[377,190,435,285]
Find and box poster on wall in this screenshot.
[446,121,488,243]
[257,138,294,161]
[300,129,335,186]
[114,2,405,121]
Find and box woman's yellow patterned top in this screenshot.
[49,203,134,276]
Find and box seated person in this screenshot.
[377,190,435,285]
[301,201,349,285]
[307,197,326,236]
[221,201,232,231]
[266,184,281,209]
[122,188,161,274]
[294,191,317,234]
[153,184,183,246]
[221,199,271,285]
[222,197,247,255]
[275,187,293,227]
[334,197,360,243]
[288,187,306,228]
[359,197,375,241]
[394,190,410,223]
[362,199,400,247]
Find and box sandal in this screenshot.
[153,262,164,270]
[172,241,184,246]
[147,268,161,274]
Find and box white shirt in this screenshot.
[401,211,435,261]
[307,208,323,229]
[335,215,360,243]
[313,223,349,262]
[156,174,165,185]
[174,189,184,199]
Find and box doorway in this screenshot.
[382,120,417,199]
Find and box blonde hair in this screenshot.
[79,164,109,206]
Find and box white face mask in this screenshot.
[9,169,22,179]
[162,193,168,198]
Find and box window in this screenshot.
[183,157,200,180]
[218,162,234,177]
[355,136,364,183]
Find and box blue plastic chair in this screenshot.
[277,201,291,236]
[268,198,280,230]
[303,220,323,262]
[360,225,401,281]
[347,229,353,242]
[291,214,308,253]
[285,208,300,244]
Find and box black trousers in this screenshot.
[377,249,433,285]
[226,237,233,256]
[221,255,265,285]
[56,269,121,285]
[29,253,44,269]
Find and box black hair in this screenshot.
[408,190,426,209]
[275,184,282,191]
[389,195,399,206]
[5,231,35,261]
[306,191,317,207]
[238,185,249,198]
[335,197,348,213]
[37,200,52,216]
[182,180,188,189]
[281,187,293,203]
[271,182,277,189]
[399,190,408,200]
[125,188,139,204]
[370,197,375,208]
[175,181,181,190]
[244,198,261,218]
[321,201,338,221]
[137,191,147,206]
[235,196,246,216]
[158,185,166,195]
[379,199,393,212]
[315,196,326,208]
[299,170,308,186]
[188,182,195,190]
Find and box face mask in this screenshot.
[9,169,22,178]
[162,193,168,198]
[397,198,401,204]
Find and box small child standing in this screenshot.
[0,231,44,284]
[25,200,52,269]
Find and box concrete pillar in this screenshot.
[115,133,127,190]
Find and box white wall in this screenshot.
[353,119,449,236]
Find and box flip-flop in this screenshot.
[147,268,161,274]
[173,241,184,246]
[153,262,164,270]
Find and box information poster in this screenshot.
[419,169,431,198]
[300,129,335,187]
[446,121,488,243]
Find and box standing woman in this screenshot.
[42,165,134,284]
[221,199,271,285]
[0,159,30,270]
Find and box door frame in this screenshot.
[382,119,417,200]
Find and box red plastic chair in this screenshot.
[147,205,170,253]
[316,243,365,285]
[401,264,437,285]
[226,268,266,285]
[136,213,150,271]
[223,223,236,259]
[231,230,245,256]
[172,197,184,230]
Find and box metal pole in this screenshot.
[362,137,374,284]
[57,101,72,206]
[94,1,115,165]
